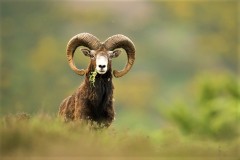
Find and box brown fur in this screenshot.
[58,61,115,128]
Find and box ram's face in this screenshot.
[95,53,108,74]
[81,48,121,75]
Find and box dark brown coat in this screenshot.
[59,67,115,127]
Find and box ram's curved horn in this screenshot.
[66,33,100,75]
[104,34,136,78]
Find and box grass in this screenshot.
[89,69,98,87]
[0,113,239,160]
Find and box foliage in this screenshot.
[167,72,239,140]
[89,69,98,87]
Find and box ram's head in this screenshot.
[66,33,136,78]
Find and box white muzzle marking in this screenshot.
[96,55,108,74]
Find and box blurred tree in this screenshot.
[167,72,239,140]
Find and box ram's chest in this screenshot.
[85,80,112,114]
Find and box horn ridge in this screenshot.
[104,34,136,78]
[66,33,100,75]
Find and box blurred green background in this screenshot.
[1,0,239,140]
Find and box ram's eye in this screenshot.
[90,54,95,59]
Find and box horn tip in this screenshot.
[113,70,123,78]
[71,68,86,76]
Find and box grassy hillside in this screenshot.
[0,113,239,160]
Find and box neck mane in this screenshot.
[84,68,113,120]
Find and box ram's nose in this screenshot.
[98,65,106,69]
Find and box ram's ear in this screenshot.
[109,49,121,59]
[81,48,91,56]
[81,48,95,58]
